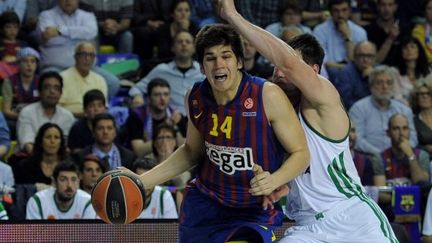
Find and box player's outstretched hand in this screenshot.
[214,0,238,21]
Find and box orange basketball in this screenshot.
[91,170,146,224]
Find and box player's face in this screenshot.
[85,100,106,119]
[55,171,80,202]
[388,116,410,144]
[42,127,62,156]
[149,86,170,112]
[201,44,243,97]
[93,119,116,146]
[19,56,38,78]
[81,161,103,190]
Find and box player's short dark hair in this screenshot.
[132,158,159,173]
[286,34,324,69]
[91,113,116,130]
[53,160,79,180]
[195,24,244,66]
[147,78,170,96]
[83,89,106,108]
[38,71,63,92]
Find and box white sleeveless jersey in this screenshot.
[285,113,364,221]
[138,186,178,219]
[26,187,96,220]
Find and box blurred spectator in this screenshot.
[350,0,377,26]
[74,113,135,170]
[0,0,26,22]
[391,37,431,103]
[235,0,280,28]
[364,0,411,65]
[264,2,311,39]
[24,0,56,33]
[59,42,107,117]
[0,112,11,159]
[0,11,27,64]
[131,0,172,59]
[126,78,186,158]
[78,154,106,195]
[81,0,134,53]
[17,71,75,154]
[134,158,178,219]
[68,89,106,154]
[349,65,418,154]
[313,0,368,69]
[412,0,432,63]
[153,0,200,61]
[242,37,273,79]
[13,123,67,191]
[411,82,432,156]
[36,0,119,99]
[423,188,432,242]
[129,31,205,115]
[26,161,97,219]
[331,41,376,109]
[2,47,40,139]
[350,120,381,186]
[297,0,330,29]
[189,0,219,28]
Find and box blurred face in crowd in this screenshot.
[75,43,97,76]
[425,0,432,22]
[19,56,38,78]
[80,160,103,191]
[242,38,257,61]
[402,41,419,62]
[387,115,410,146]
[172,31,195,60]
[3,23,19,41]
[40,77,62,108]
[377,0,397,21]
[85,100,106,120]
[330,1,351,22]
[58,0,79,15]
[94,119,116,147]
[149,86,170,113]
[154,128,177,160]
[55,171,80,202]
[281,9,302,26]
[416,86,432,110]
[354,42,376,71]
[42,127,62,156]
[172,1,191,24]
[370,73,394,102]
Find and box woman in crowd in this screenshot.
[411,81,432,156]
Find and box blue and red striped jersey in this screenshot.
[188,72,286,208]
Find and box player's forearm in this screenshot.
[271,149,310,188]
[139,144,199,188]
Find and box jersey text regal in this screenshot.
[205,141,254,175]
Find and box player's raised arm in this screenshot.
[215,0,338,108]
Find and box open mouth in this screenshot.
[214,74,228,82]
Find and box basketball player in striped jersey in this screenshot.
[215,0,398,242]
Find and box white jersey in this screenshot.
[26,188,96,220]
[286,113,365,221]
[138,186,178,219]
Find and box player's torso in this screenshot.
[188,74,285,208]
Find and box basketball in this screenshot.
[91,170,146,224]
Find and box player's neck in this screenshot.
[54,192,74,211]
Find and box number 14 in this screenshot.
[209,114,232,139]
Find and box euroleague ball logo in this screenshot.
[244,98,254,109]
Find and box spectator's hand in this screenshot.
[2,55,16,63]
[103,19,119,35]
[132,95,145,107]
[170,111,182,125]
[336,20,351,40]
[387,21,400,41]
[147,20,164,30]
[399,137,414,157]
[361,66,373,78]
[42,26,60,42]
[320,11,330,21]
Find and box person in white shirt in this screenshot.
[26,161,96,220]
[134,158,178,219]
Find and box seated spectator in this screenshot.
[412,0,432,63]
[129,30,205,114]
[331,41,376,109]
[26,160,97,219]
[0,0,26,22]
[313,0,368,69]
[242,36,273,79]
[68,89,106,154]
[134,158,178,219]
[79,154,106,195]
[74,113,135,170]
[81,0,134,53]
[2,47,40,139]
[350,0,377,27]
[297,0,330,29]
[391,37,431,104]
[411,82,432,156]
[264,2,311,39]
[375,114,430,205]
[17,71,75,154]
[126,78,186,157]
[0,112,11,159]
[423,188,432,242]
[59,42,107,117]
[153,0,200,61]
[349,65,418,154]
[235,0,280,28]
[13,123,67,191]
